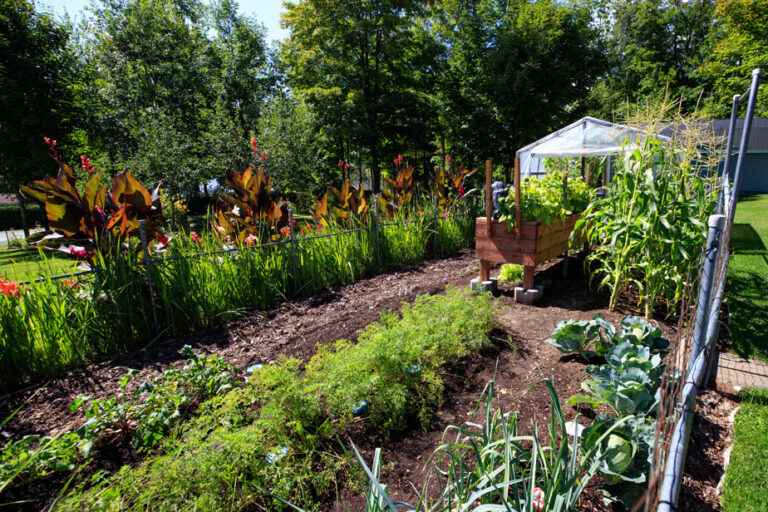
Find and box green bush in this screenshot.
[56,288,494,511]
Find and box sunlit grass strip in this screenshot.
[721,388,768,512]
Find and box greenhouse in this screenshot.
[517,116,670,179]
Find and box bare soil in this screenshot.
[2,252,702,512]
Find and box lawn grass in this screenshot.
[726,194,768,361]
[0,248,78,282]
[721,388,768,512]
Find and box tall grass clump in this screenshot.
[56,288,493,511]
[0,207,472,392]
[576,105,722,317]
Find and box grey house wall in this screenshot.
[738,153,768,194]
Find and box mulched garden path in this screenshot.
[679,389,739,512]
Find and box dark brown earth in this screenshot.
[2,252,712,512]
[1,253,479,438]
[679,389,738,512]
[329,260,679,512]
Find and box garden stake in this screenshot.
[139,220,160,333]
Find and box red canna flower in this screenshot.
[190,231,202,244]
[62,279,79,289]
[43,136,63,164]
[0,279,20,298]
[244,233,259,247]
[393,154,405,168]
[250,136,259,157]
[458,182,465,198]
[531,487,545,511]
[80,155,95,175]
[337,160,352,172]
[280,225,291,238]
[156,233,169,246]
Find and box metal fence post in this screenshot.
[139,220,160,332]
[687,214,725,373]
[288,207,298,288]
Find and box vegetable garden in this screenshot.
[0,107,747,512]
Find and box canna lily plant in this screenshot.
[313,170,370,225]
[20,138,164,259]
[213,166,288,244]
[378,155,415,218]
[434,162,475,214]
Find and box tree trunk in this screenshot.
[16,192,29,239]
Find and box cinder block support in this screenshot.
[514,285,543,304]
[470,277,498,295]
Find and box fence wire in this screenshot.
[639,69,762,512]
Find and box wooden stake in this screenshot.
[523,265,535,290]
[480,259,491,281]
[514,157,521,235]
[484,159,493,237]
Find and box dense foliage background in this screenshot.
[1,0,765,203]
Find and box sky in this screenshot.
[43,0,289,42]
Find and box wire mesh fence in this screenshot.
[638,68,762,512]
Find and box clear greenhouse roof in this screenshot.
[517,116,669,178]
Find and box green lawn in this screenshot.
[726,194,768,361]
[0,248,78,282]
[722,388,768,512]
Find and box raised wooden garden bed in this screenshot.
[474,158,579,291]
[475,214,579,289]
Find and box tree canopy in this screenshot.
[0,0,764,199]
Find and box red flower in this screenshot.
[0,279,20,298]
[531,487,545,511]
[250,136,259,156]
[190,231,202,244]
[250,136,268,162]
[393,154,405,168]
[156,233,169,246]
[280,226,291,238]
[80,155,95,175]
[43,136,62,163]
[337,160,351,172]
[458,183,465,198]
[67,246,88,259]
[62,279,79,290]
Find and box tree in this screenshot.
[697,0,768,118]
[588,0,716,117]
[210,0,275,141]
[0,0,76,193]
[257,94,329,207]
[431,0,603,175]
[281,0,436,192]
